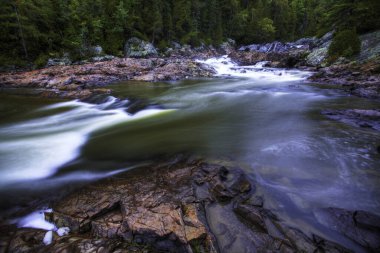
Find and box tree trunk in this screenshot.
[12,4,28,59]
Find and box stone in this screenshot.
[315,208,380,251]
[354,210,380,232]
[233,202,267,232]
[124,37,158,58]
[0,58,215,99]
[321,109,380,131]
[1,158,363,253]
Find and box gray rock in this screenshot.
[315,208,380,251]
[124,37,158,58]
[322,109,380,131]
[46,56,72,67]
[91,55,116,62]
[306,44,330,66]
[357,30,380,62]
[219,38,236,55]
[92,45,103,56]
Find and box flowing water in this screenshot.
[1,56,380,248]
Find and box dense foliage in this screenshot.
[328,29,361,61]
[1,0,379,66]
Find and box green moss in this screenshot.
[328,29,361,62]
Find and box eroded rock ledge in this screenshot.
[2,157,379,253]
[0,57,215,99]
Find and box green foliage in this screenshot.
[1,0,379,67]
[328,29,361,61]
[34,54,50,68]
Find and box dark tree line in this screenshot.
[1,0,379,66]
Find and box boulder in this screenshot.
[91,45,103,56]
[357,30,380,62]
[303,31,334,67]
[306,46,330,67]
[219,38,236,55]
[315,208,380,251]
[46,54,72,67]
[124,37,158,58]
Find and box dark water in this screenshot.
[0,58,379,249]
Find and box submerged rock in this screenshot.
[322,109,380,131]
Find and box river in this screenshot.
[1,56,380,249]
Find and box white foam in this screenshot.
[43,231,53,245]
[0,98,172,186]
[56,227,70,236]
[197,56,311,82]
[17,210,56,231]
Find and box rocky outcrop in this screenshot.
[309,60,380,99]
[315,208,380,251]
[1,157,363,253]
[357,30,380,62]
[124,37,158,58]
[219,39,236,55]
[0,57,215,99]
[322,109,380,131]
[305,31,334,67]
[231,39,313,68]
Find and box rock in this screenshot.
[357,30,380,62]
[92,45,103,56]
[0,58,215,99]
[91,55,115,62]
[354,210,380,232]
[233,202,267,232]
[321,109,380,131]
[306,46,329,66]
[1,158,364,253]
[315,208,380,251]
[46,55,72,67]
[170,41,182,50]
[304,31,334,67]
[7,228,46,253]
[124,37,158,58]
[219,38,236,55]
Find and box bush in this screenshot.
[328,29,361,61]
[34,54,50,69]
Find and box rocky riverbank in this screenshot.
[1,31,379,100]
[0,57,216,99]
[230,30,380,100]
[1,156,379,253]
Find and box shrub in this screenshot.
[34,54,50,69]
[328,29,361,61]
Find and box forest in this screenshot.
[1,0,380,66]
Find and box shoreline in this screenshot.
[0,56,217,99]
[1,156,379,252]
[1,53,379,101]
